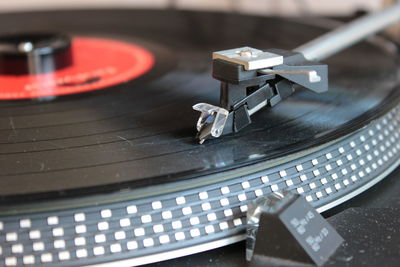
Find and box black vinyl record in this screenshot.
[0,9,399,205]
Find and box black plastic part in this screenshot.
[213,58,277,86]
[251,192,343,266]
[221,112,234,135]
[233,84,274,110]
[213,58,259,83]
[269,49,328,93]
[0,33,72,75]
[275,79,295,99]
[220,82,248,109]
[268,49,306,65]
[212,48,328,139]
[233,105,251,132]
[273,64,328,93]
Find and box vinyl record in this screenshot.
[0,9,398,202]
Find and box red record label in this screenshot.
[0,37,155,100]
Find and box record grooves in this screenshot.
[0,9,399,267]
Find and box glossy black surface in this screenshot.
[0,10,399,203]
[0,33,72,74]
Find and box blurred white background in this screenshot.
[0,0,386,15]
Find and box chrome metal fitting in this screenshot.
[212,47,283,70]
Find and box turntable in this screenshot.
[0,3,399,267]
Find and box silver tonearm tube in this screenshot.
[295,3,400,61]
